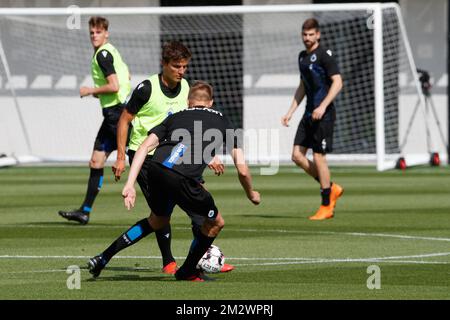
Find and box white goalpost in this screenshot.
[0,3,434,170]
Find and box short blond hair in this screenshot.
[189,80,213,101]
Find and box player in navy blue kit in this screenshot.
[282,18,344,220]
[88,81,260,281]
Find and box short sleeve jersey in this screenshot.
[96,49,116,77]
[148,107,239,181]
[298,44,340,120]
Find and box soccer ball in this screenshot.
[197,245,225,273]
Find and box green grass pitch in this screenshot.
[0,165,449,300]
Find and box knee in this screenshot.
[148,214,169,231]
[89,159,102,169]
[292,151,305,165]
[203,214,224,237]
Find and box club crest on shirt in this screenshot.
[102,50,108,58]
[310,54,317,62]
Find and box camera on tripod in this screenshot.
[417,68,431,96]
[396,68,446,169]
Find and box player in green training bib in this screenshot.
[112,41,234,275]
[59,16,131,225]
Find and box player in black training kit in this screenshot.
[88,81,260,281]
[59,17,131,225]
[111,41,233,274]
[282,18,344,220]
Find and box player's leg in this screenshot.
[193,184,234,273]
[292,117,322,181]
[175,179,222,281]
[88,166,175,278]
[175,213,224,281]
[308,119,343,220]
[58,149,109,224]
[82,149,109,212]
[292,145,320,179]
[58,115,114,224]
[88,212,168,278]
[128,150,177,273]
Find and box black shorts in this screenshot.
[93,104,125,153]
[128,151,209,226]
[294,116,335,154]
[146,161,219,225]
[128,150,154,210]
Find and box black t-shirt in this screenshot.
[298,44,340,120]
[126,74,186,115]
[96,49,116,77]
[148,107,240,181]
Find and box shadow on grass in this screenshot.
[238,214,297,219]
[83,266,171,282]
[21,221,125,227]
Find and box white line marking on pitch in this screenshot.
[233,259,450,267]
[4,224,450,243]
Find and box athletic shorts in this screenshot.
[128,150,154,210]
[294,115,335,154]
[145,161,219,225]
[93,103,125,153]
[128,150,207,225]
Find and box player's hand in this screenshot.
[281,114,291,127]
[112,159,126,182]
[122,185,136,210]
[248,191,261,205]
[80,86,92,97]
[312,105,326,121]
[208,156,225,176]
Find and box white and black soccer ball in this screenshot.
[197,245,225,273]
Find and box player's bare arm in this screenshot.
[231,148,260,205]
[80,73,119,97]
[112,109,136,181]
[122,133,160,210]
[282,80,305,127]
[312,74,343,121]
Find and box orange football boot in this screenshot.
[330,183,344,209]
[309,205,334,220]
[162,261,178,274]
[220,263,235,273]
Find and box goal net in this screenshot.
[0,4,429,170]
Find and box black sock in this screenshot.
[180,227,215,275]
[155,224,175,267]
[81,168,104,214]
[101,218,153,263]
[321,188,331,206]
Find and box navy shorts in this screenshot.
[93,104,125,153]
[294,115,335,154]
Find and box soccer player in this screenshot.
[281,18,344,220]
[111,41,233,274]
[58,16,131,225]
[88,81,260,281]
